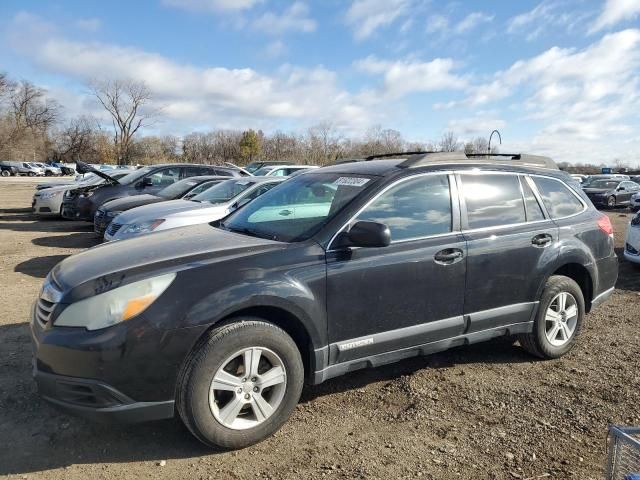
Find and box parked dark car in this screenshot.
[31,152,617,449]
[61,162,242,221]
[583,179,640,208]
[0,164,17,176]
[94,175,231,236]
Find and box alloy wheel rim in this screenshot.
[209,347,287,430]
[608,197,615,207]
[544,292,578,347]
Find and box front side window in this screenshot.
[356,175,452,241]
[223,173,375,242]
[183,180,222,199]
[532,177,584,219]
[461,174,526,229]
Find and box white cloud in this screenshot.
[453,12,494,34]
[426,11,493,37]
[75,18,101,32]
[454,29,640,164]
[355,55,467,98]
[252,2,316,35]
[507,1,589,41]
[590,0,640,33]
[264,40,287,58]
[345,0,411,40]
[8,14,379,133]
[162,0,263,12]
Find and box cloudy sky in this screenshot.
[1,0,639,165]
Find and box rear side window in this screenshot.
[532,177,584,219]
[522,177,545,221]
[461,174,526,229]
[357,175,452,241]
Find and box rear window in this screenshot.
[461,174,526,229]
[532,177,584,219]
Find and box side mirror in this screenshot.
[335,220,391,249]
[137,177,154,188]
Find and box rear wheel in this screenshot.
[0,170,9,177]
[28,172,35,177]
[518,275,585,359]
[177,319,304,449]
[607,195,616,208]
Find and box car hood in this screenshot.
[75,161,120,184]
[113,199,218,224]
[101,194,164,213]
[50,223,282,302]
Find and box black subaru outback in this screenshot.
[31,152,617,449]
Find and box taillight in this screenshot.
[597,214,614,237]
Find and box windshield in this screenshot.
[191,178,256,204]
[589,180,620,189]
[223,172,376,242]
[157,177,202,199]
[117,166,154,185]
[252,166,275,176]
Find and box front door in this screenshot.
[326,174,467,364]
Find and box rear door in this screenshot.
[459,173,559,332]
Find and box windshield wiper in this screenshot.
[222,224,276,241]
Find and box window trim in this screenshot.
[327,171,459,251]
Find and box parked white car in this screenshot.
[625,212,640,265]
[104,177,286,241]
[251,164,319,177]
[32,170,133,217]
[33,162,61,176]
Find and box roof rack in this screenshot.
[333,151,558,170]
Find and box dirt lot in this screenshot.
[1,177,639,480]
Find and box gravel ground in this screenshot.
[1,177,639,480]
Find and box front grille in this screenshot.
[94,209,106,233]
[107,222,122,236]
[35,273,62,328]
[35,297,55,328]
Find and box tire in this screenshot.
[0,170,9,177]
[607,195,616,208]
[177,319,304,449]
[518,275,585,359]
[28,172,35,177]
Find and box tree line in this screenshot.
[2,72,627,171]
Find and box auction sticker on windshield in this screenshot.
[333,177,370,187]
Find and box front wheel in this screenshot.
[28,172,35,177]
[607,195,616,208]
[0,170,9,177]
[518,275,585,359]
[177,319,304,449]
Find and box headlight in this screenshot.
[121,219,165,234]
[632,215,640,226]
[54,273,176,330]
[81,190,95,197]
[106,210,122,218]
[39,190,62,199]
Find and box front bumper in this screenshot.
[624,225,640,264]
[61,196,94,221]
[32,194,64,216]
[33,368,174,423]
[30,300,208,423]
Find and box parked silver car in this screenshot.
[104,177,285,241]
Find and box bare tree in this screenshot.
[53,116,97,161]
[438,131,461,152]
[91,79,154,165]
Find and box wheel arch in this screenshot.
[550,263,594,312]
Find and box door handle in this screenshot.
[531,234,553,247]
[434,248,464,265]
[279,209,292,216]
